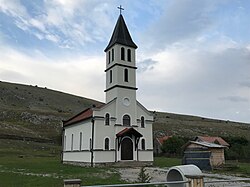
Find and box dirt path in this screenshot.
[118,167,250,186]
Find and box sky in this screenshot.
[0,0,250,123]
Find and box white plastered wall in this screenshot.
[63,120,92,162]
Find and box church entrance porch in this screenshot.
[116,127,143,161]
[121,138,133,160]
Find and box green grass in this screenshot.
[237,162,250,176]
[0,155,122,187]
[153,157,181,168]
[154,157,250,177]
[215,162,250,177]
[1,152,250,187]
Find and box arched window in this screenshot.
[127,49,131,62]
[141,139,145,150]
[104,137,109,150]
[108,51,111,64]
[79,132,82,150]
[123,115,131,126]
[71,134,74,151]
[110,70,112,83]
[121,47,125,60]
[124,69,128,82]
[105,113,110,126]
[141,116,145,128]
[112,48,114,61]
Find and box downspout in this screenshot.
[91,118,95,167]
[61,122,64,163]
[115,137,117,162]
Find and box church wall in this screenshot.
[111,66,136,88]
[63,152,91,162]
[138,150,154,161]
[136,103,154,152]
[93,119,115,151]
[93,99,116,117]
[138,125,153,150]
[112,44,136,66]
[116,89,137,124]
[106,88,137,125]
[136,103,154,120]
[64,121,92,151]
[94,151,115,163]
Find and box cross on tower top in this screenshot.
[117,5,124,15]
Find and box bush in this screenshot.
[224,136,250,161]
[161,136,186,156]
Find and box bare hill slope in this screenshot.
[0,81,102,143]
[0,81,249,145]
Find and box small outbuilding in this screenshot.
[182,141,226,170]
[194,136,230,147]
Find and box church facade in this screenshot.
[62,14,154,166]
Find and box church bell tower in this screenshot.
[104,14,138,125]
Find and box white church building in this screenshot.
[62,14,154,166]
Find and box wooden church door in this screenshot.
[121,137,133,160]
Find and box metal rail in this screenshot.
[204,179,250,185]
[82,180,189,187]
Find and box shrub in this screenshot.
[161,136,185,156]
[137,167,152,183]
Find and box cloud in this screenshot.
[0,0,116,49]
[219,96,248,103]
[137,58,158,73]
[137,39,250,122]
[240,81,250,88]
[142,0,222,51]
[0,45,105,101]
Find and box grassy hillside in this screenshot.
[0,81,102,144]
[0,80,249,149]
[153,112,250,140]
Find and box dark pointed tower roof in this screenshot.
[104,15,137,52]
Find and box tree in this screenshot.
[161,136,185,156]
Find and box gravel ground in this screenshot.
[118,167,250,187]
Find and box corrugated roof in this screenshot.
[104,14,137,52]
[196,136,229,146]
[188,141,226,148]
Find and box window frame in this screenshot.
[105,113,110,126]
[111,48,114,61]
[104,137,110,150]
[127,49,131,62]
[110,70,112,83]
[141,139,145,150]
[141,116,145,128]
[121,47,125,61]
[123,114,131,126]
[124,68,128,82]
[108,51,111,64]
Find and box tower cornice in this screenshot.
[105,63,137,72]
[104,85,138,92]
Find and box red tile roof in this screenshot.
[196,136,229,147]
[116,128,143,137]
[63,108,93,127]
[156,136,172,145]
